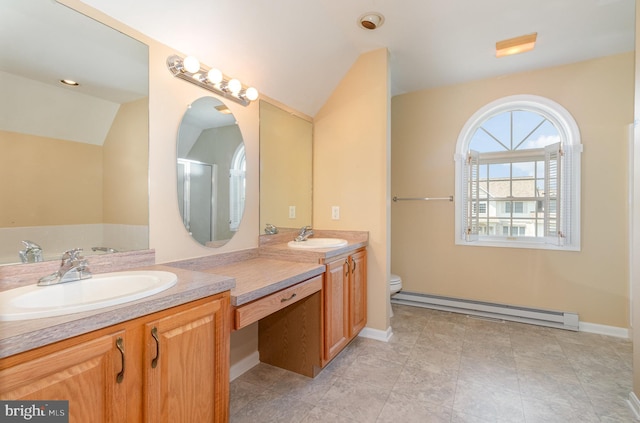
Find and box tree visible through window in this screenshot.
[454,95,582,250]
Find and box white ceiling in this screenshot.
[0,0,148,104]
[0,0,149,145]
[80,0,634,116]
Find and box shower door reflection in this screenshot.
[177,159,218,245]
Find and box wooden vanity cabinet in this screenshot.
[321,248,367,366]
[144,298,229,423]
[0,331,127,423]
[348,249,367,338]
[0,293,230,423]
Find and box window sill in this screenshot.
[455,238,580,252]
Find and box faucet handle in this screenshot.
[265,224,278,234]
[62,248,84,262]
[19,240,44,263]
[21,240,42,250]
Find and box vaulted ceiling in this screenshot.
[81,0,634,116]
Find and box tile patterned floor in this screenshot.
[230,304,636,422]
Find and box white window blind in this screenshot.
[544,142,562,245]
[464,150,480,241]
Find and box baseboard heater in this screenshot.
[391,291,579,331]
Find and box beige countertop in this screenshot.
[203,258,326,306]
[0,264,235,359]
[257,230,368,263]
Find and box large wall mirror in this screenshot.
[259,101,313,233]
[0,0,149,265]
[177,96,246,247]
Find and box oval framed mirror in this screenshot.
[177,97,246,247]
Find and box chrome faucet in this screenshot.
[19,240,43,263]
[92,246,118,253]
[264,223,279,235]
[294,225,314,242]
[38,248,92,286]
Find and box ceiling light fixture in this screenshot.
[166,54,259,106]
[496,33,537,58]
[215,105,232,114]
[358,12,385,30]
[59,79,79,86]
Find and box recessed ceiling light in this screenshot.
[496,33,537,58]
[215,105,232,114]
[59,79,79,86]
[358,12,385,30]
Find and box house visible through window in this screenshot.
[454,95,582,251]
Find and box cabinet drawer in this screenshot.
[234,275,322,330]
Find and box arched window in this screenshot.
[454,95,582,250]
[229,144,246,231]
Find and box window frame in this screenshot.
[454,95,582,251]
[229,143,246,232]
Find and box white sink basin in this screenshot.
[0,270,178,321]
[287,238,348,249]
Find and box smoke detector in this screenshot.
[358,12,385,30]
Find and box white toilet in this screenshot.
[388,273,403,318]
[389,274,403,296]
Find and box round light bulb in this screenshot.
[183,56,200,73]
[207,68,223,84]
[245,87,259,101]
[228,78,242,94]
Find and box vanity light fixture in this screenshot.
[496,32,537,58]
[166,54,259,106]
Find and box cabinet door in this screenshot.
[349,249,367,337]
[144,297,229,423]
[323,257,350,364]
[0,331,127,423]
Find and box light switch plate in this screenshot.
[331,206,340,220]
[289,206,296,219]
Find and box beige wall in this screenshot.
[259,100,313,230]
[2,97,148,228]
[0,130,103,226]
[314,48,391,332]
[392,52,634,328]
[103,97,149,225]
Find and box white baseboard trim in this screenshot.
[358,326,393,342]
[229,351,260,381]
[579,322,629,339]
[627,392,640,420]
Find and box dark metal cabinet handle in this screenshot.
[352,260,356,273]
[116,337,125,383]
[151,327,160,369]
[344,259,349,277]
[280,293,297,303]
